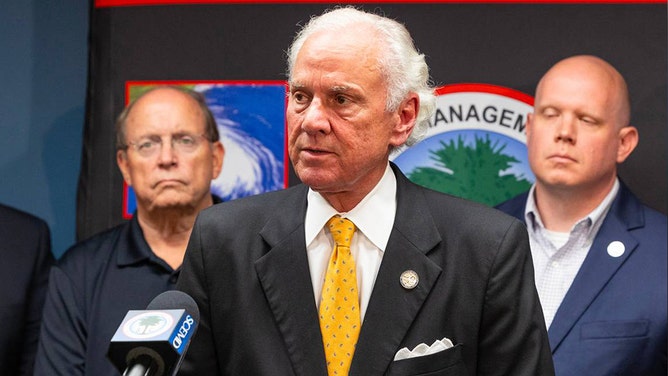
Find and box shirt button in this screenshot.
[551,261,559,267]
[169,275,178,284]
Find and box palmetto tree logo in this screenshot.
[391,83,535,206]
[408,134,531,206]
[123,311,174,339]
[136,315,164,334]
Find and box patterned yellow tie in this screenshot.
[319,216,361,376]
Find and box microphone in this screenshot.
[107,290,199,376]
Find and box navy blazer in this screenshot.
[0,204,53,375]
[497,182,667,375]
[177,165,554,375]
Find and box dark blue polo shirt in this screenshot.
[34,214,179,376]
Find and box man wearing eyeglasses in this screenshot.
[34,86,224,376]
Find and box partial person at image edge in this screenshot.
[497,55,667,375]
[0,203,53,376]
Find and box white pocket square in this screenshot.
[393,337,454,361]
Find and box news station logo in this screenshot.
[391,83,536,206]
[169,314,196,354]
[122,311,174,339]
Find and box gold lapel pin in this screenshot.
[400,270,419,290]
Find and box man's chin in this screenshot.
[295,169,339,190]
[538,169,579,186]
[538,178,582,194]
[147,194,195,211]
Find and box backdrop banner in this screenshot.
[77,0,667,241]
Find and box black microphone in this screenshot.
[107,290,199,376]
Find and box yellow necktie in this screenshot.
[319,216,361,376]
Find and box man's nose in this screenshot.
[555,116,576,144]
[157,139,177,166]
[301,98,331,135]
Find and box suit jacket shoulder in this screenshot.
[494,191,528,221]
[0,204,53,376]
[495,182,667,375]
[178,169,554,376]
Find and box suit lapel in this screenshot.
[254,186,328,376]
[350,167,443,375]
[548,187,641,352]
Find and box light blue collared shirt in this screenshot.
[524,178,620,328]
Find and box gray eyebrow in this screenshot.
[330,85,351,93]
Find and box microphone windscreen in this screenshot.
[147,290,200,322]
[108,291,200,376]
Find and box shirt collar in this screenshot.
[117,213,156,266]
[524,184,543,231]
[525,178,620,237]
[118,195,220,269]
[117,213,177,273]
[305,164,397,251]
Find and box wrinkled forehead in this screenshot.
[126,90,206,135]
[290,28,384,86]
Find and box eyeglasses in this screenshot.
[124,133,210,157]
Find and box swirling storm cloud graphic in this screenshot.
[197,83,286,202]
[123,82,286,215]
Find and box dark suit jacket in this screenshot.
[496,182,667,375]
[0,204,53,375]
[177,166,554,375]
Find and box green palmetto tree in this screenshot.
[408,134,531,206]
[137,316,164,334]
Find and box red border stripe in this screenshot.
[96,0,666,7]
[435,83,534,105]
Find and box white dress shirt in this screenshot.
[525,179,619,328]
[305,164,397,322]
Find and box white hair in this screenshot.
[286,7,435,147]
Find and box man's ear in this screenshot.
[389,93,419,147]
[616,125,638,163]
[117,150,132,185]
[211,141,225,179]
